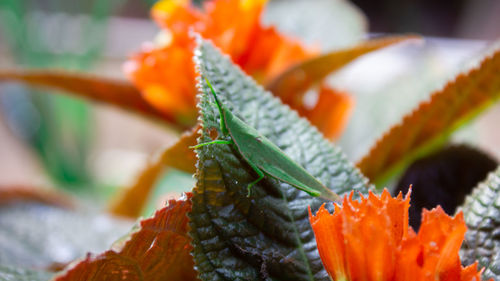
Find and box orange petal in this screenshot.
[125,43,197,124]
[417,207,466,280]
[304,85,354,141]
[309,204,347,280]
[152,0,202,36]
[310,189,488,281]
[128,0,359,139]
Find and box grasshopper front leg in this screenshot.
[190,139,233,149]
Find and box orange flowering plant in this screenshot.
[309,189,490,281]
[125,0,354,138]
[2,0,500,280]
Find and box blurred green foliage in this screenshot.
[0,0,127,191]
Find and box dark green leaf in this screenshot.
[189,39,371,280]
[461,166,500,280]
[0,203,133,269]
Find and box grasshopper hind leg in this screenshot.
[246,161,265,197]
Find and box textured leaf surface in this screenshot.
[0,264,52,281]
[461,167,500,280]
[0,203,132,269]
[189,40,370,280]
[0,70,185,126]
[109,127,199,218]
[54,193,198,281]
[357,47,500,186]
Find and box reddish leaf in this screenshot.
[266,35,420,106]
[0,70,188,128]
[109,126,199,218]
[357,47,500,185]
[54,193,198,281]
[265,35,419,140]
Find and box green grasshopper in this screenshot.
[192,78,341,202]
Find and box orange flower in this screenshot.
[125,0,352,138]
[309,189,489,281]
[151,0,314,84]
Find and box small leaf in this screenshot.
[109,127,199,218]
[54,193,198,281]
[0,70,187,127]
[0,264,52,281]
[189,39,371,280]
[461,166,500,280]
[357,46,500,186]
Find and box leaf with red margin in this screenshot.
[266,35,420,107]
[54,193,198,281]
[0,70,190,128]
[109,126,199,218]
[357,46,500,186]
[265,35,419,140]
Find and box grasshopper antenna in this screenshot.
[204,78,229,136]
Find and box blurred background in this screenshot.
[0,0,499,200]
